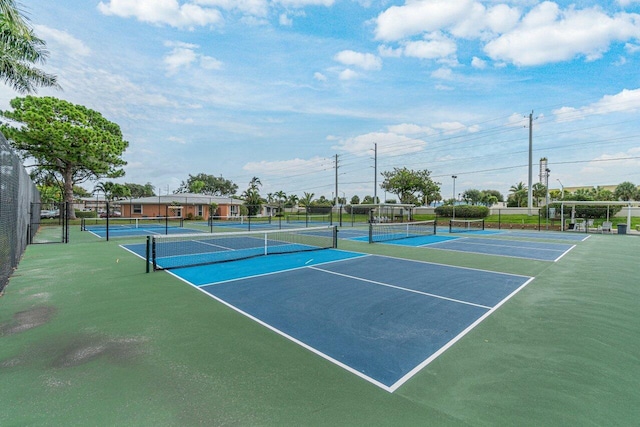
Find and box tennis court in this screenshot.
[123,233,533,392]
[5,224,639,425]
[418,237,575,261]
[82,216,200,238]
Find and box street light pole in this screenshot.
[557,178,564,200]
[545,168,550,230]
[452,175,457,220]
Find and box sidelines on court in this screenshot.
[151,250,533,392]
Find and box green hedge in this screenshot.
[434,205,489,218]
[546,203,623,219]
[75,210,97,219]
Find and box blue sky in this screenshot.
[4,0,640,202]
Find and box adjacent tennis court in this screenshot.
[81,216,200,238]
[418,237,575,261]
[122,231,533,392]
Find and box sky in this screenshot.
[4,0,640,202]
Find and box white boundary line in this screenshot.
[163,261,395,393]
[120,245,537,393]
[196,251,371,287]
[387,276,535,392]
[308,266,491,309]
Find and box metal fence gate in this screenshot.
[29,202,69,244]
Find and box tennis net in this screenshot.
[148,225,337,271]
[82,216,184,231]
[449,218,485,233]
[286,213,332,225]
[369,220,436,243]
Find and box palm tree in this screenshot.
[249,176,261,191]
[614,181,638,201]
[0,0,60,93]
[300,192,314,213]
[509,182,528,207]
[287,194,299,208]
[532,182,547,207]
[94,181,114,201]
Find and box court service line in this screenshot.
[307,266,492,310]
[447,238,570,252]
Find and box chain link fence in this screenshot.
[0,132,40,293]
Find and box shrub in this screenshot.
[545,203,622,219]
[75,210,97,218]
[434,205,489,218]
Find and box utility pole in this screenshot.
[373,143,377,205]
[334,154,339,209]
[528,111,533,216]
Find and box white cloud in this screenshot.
[200,55,223,70]
[243,156,329,176]
[339,68,359,80]
[194,0,269,17]
[625,42,640,53]
[484,2,640,66]
[168,136,187,144]
[332,131,426,157]
[163,41,223,75]
[506,113,528,127]
[430,67,453,80]
[617,0,640,7]
[98,0,223,29]
[334,50,382,71]
[279,13,293,26]
[386,123,433,135]
[164,47,198,75]
[553,88,640,122]
[402,32,457,60]
[33,25,91,57]
[170,117,195,124]
[274,0,334,7]
[471,56,487,69]
[374,0,472,42]
[377,45,403,58]
[314,72,327,81]
[375,1,640,67]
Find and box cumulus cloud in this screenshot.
[339,68,359,80]
[484,2,640,66]
[243,156,330,175]
[552,88,640,122]
[314,72,327,81]
[334,50,382,71]
[431,67,453,80]
[374,1,640,67]
[471,56,487,69]
[163,41,223,75]
[33,25,91,57]
[374,0,472,42]
[279,13,293,26]
[195,0,269,17]
[274,0,334,6]
[332,131,427,157]
[98,0,223,29]
[403,32,457,60]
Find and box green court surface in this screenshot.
[1,227,639,425]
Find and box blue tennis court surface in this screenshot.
[490,230,590,241]
[150,250,533,392]
[87,226,199,238]
[420,237,575,261]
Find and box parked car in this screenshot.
[40,209,60,219]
